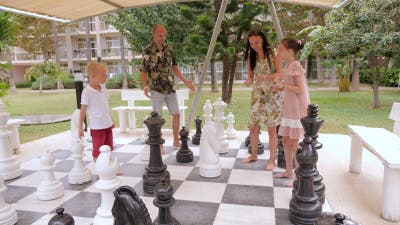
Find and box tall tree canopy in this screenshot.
[303,0,400,108]
[106,1,276,103]
[13,16,54,61]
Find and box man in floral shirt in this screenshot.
[141,23,195,148]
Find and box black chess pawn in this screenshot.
[191,116,202,145]
[176,126,193,163]
[289,104,323,225]
[48,208,75,225]
[247,142,264,154]
[153,180,180,225]
[142,112,171,194]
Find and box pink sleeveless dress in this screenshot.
[278,61,310,139]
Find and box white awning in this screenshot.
[0,0,349,23]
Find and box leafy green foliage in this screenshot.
[105,73,141,89]
[15,81,33,88]
[31,75,57,90]
[25,62,70,82]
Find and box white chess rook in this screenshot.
[0,108,21,181]
[199,101,221,178]
[93,145,121,225]
[0,176,17,225]
[213,99,230,153]
[69,109,91,184]
[225,112,237,139]
[37,151,64,201]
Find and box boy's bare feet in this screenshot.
[273,171,295,179]
[242,156,258,163]
[265,160,275,171]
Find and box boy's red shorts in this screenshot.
[90,125,114,158]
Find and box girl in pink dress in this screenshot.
[274,38,310,179]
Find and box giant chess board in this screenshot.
[4,129,331,225]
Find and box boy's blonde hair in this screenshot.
[87,62,106,78]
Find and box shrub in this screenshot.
[63,78,76,89]
[128,72,142,89]
[360,67,400,87]
[16,81,32,88]
[106,75,122,89]
[31,75,57,90]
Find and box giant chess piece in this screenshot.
[289,104,323,225]
[153,180,180,225]
[191,116,202,145]
[176,127,193,163]
[199,101,221,178]
[276,126,286,169]
[0,176,17,225]
[225,112,237,139]
[69,109,91,184]
[112,186,152,225]
[0,104,21,181]
[37,151,64,200]
[140,121,150,161]
[292,105,325,205]
[93,145,121,225]
[142,112,171,194]
[247,128,264,155]
[213,99,230,154]
[48,208,75,225]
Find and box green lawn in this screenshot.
[3,87,399,144]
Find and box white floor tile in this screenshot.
[166,165,193,180]
[213,203,275,225]
[219,157,236,169]
[228,169,273,187]
[273,187,292,209]
[173,181,226,203]
[8,171,68,187]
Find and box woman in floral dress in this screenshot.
[242,29,283,171]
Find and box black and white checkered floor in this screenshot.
[4,130,331,225]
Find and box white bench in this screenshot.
[348,125,400,221]
[112,89,189,133]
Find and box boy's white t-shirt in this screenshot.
[81,84,113,130]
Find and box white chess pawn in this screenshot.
[37,150,64,200]
[0,176,17,225]
[69,109,91,184]
[0,106,21,181]
[213,99,230,153]
[93,145,121,225]
[225,112,237,139]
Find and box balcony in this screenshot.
[102,48,129,58]
[73,49,97,59]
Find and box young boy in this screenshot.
[78,62,114,162]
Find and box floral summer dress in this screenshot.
[278,61,310,139]
[248,58,283,127]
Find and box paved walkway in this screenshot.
[16,128,400,225]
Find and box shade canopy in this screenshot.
[0,0,349,23]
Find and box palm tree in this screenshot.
[0,12,19,94]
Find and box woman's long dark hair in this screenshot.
[244,29,273,72]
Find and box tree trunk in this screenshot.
[52,21,64,89]
[350,55,360,91]
[221,54,230,103]
[120,33,128,89]
[211,59,218,92]
[85,19,91,78]
[227,54,237,102]
[316,53,323,83]
[6,49,16,93]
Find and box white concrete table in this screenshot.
[7,119,24,153]
[348,125,400,221]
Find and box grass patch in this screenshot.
[4,88,399,144]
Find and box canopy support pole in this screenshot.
[267,1,284,40]
[185,0,228,130]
